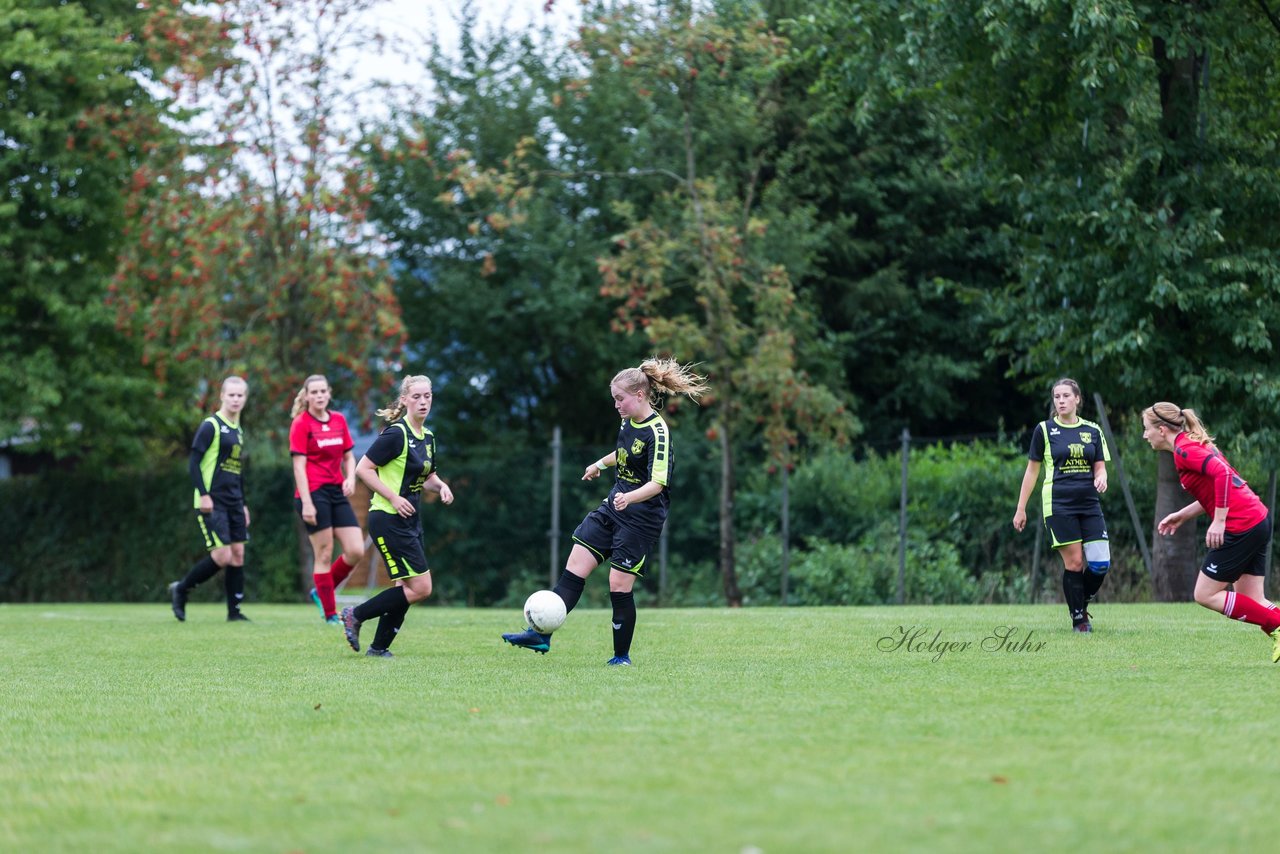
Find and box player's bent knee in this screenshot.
[1084,540,1110,575]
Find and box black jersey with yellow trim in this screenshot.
[1027,417,1109,516]
[603,412,671,533]
[191,414,245,507]
[365,419,436,517]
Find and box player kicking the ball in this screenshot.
[502,359,707,665]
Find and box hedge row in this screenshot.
[0,430,1172,605]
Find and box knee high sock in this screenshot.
[313,571,336,617]
[1062,570,1088,625]
[553,570,587,615]
[1223,591,1280,634]
[354,586,408,624]
[224,564,245,614]
[371,599,411,651]
[330,554,355,587]
[1083,568,1107,600]
[610,590,636,658]
[180,555,220,591]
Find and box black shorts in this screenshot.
[294,483,359,534]
[368,510,429,581]
[1045,509,1107,550]
[572,505,660,577]
[196,503,249,550]
[1201,517,1271,584]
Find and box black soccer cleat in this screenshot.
[365,647,394,658]
[169,581,187,622]
[226,611,251,622]
[341,607,362,652]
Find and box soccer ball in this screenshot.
[524,589,567,634]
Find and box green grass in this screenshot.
[2,602,1276,852]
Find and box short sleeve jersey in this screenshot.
[191,414,245,507]
[603,412,671,536]
[1027,416,1109,516]
[1172,432,1268,532]
[364,419,436,517]
[289,410,354,496]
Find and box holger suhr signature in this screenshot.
[877,625,1048,662]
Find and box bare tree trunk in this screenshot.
[1151,451,1198,600]
[719,421,741,606]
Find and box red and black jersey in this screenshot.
[1172,433,1268,533]
[289,409,353,496]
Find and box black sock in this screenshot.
[180,555,220,591]
[1063,570,1088,624]
[371,599,411,651]
[1083,568,1107,600]
[610,590,636,658]
[224,564,245,614]
[553,570,587,614]
[354,586,408,623]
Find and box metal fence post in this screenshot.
[780,462,790,606]
[897,428,909,605]
[549,426,561,587]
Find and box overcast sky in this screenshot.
[361,0,580,86]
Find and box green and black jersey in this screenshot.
[604,412,671,536]
[1028,417,1109,517]
[190,414,245,508]
[365,419,436,518]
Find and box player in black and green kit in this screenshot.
[169,376,252,622]
[340,375,453,658]
[1013,378,1111,632]
[503,358,709,665]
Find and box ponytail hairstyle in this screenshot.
[290,374,329,419]
[376,375,432,423]
[1144,401,1216,449]
[1048,377,1083,419]
[612,358,710,409]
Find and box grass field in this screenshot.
[2,601,1277,853]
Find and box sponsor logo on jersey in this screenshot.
[316,437,345,448]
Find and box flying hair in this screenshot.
[612,358,710,408]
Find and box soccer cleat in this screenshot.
[1270,627,1280,663]
[325,614,342,626]
[501,627,551,654]
[1073,621,1092,633]
[308,587,325,618]
[227,611,251,622]
[606,655,632,666]
[168,581,187,622]
[341,607,362,652]
[366,647,394,658]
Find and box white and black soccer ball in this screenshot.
[523,589,567,634]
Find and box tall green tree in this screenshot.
[579,0,856,604]
[1,0,222,460]
[366,9,627,442]
[807,0,1280,597]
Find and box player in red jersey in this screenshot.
[289,375,365,624]
[1141,402,1280,661]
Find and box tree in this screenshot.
[806,0,1280,598]
[0,0,223,461]
[582,0,856,604]
[366,8,628,443]
[110,0,405,441]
